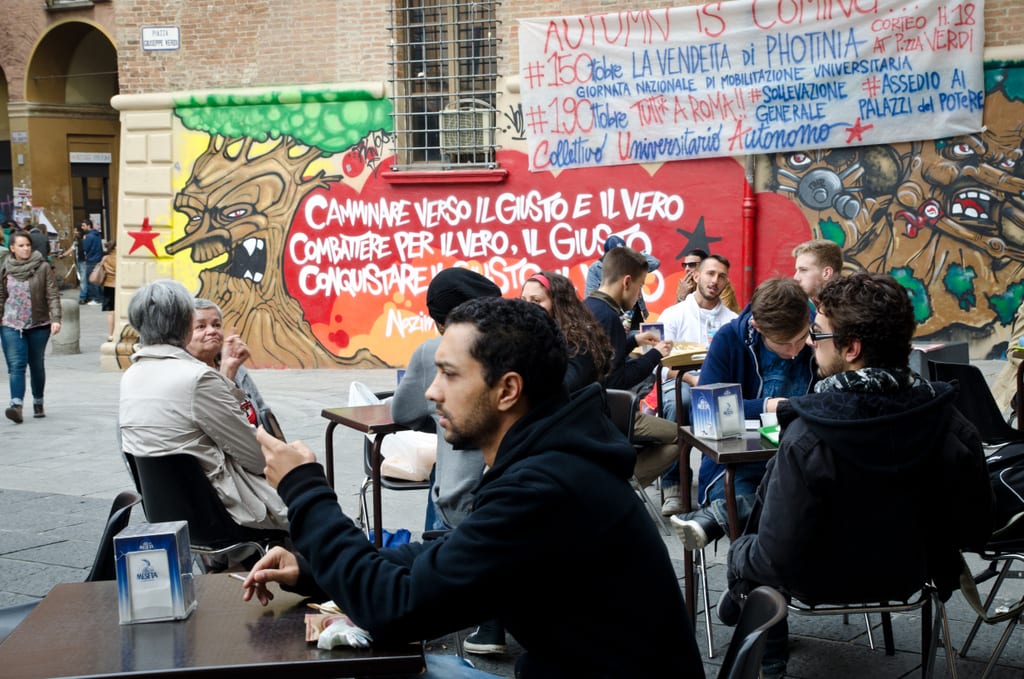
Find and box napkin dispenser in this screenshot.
[114,521,197,624]
[690,382,743,440]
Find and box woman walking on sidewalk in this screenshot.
[0,231,61,423]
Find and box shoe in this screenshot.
[107,335,114,342]
[762,660,787,678]
[78,300,87,305]
[463,620,507,655]
[5,404,23,424]
[661,484,684,516]
[717,588,742,626]
[33,403,45,418]
[87,300,100,306]
[670,507,725,550]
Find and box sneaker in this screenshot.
[661,484,685,516]
[78,300,87,305]
[86,300,100,306]
[717,588,742,626]
[5,404,23,424]
[670,507,725,550]
[33,403,45,418]
[463,620,507,655]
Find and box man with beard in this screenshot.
[656,254,738,515]
[242,297,704,679]
[716,273,994,678]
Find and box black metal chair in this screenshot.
[124,452,288,572]
[788,584,956,678]
[959,513,1024,678]
[929,361,1024,448]
[0,490,141,643]
[718,586,788,679]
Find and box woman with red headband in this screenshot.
[521,271,612,393]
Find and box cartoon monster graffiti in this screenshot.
[771,64,1024,351]
[167,91,392,368]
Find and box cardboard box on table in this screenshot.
[690,383,744,440]
[114,521,197,624]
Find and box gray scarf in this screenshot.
[3,250,45,280]
[813,366,934,396]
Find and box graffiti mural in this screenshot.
[770,62,1024,353]
[166,86,811,368]
[169,90,392,367]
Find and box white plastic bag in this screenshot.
[348,382,437,481]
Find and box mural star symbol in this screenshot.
[127,217,160,256]
[845,117,874,144]
[674,216,723,264]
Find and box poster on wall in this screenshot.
[13,186,32,226]
[519,0,985,171]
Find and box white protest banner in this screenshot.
[519,0,985,171]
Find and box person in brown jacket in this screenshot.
[0,231,62,422]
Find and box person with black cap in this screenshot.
[390,267,509,655]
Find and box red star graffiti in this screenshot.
[127,218,160,256]
[845,117,874,144]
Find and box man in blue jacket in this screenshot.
[82,222,104,305]
[244,298,704,679]
[673,277,815,550]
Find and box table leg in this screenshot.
[324,421,339,488]
[724,466,740,540]
[680,442,697,625]
[371,432,385,548]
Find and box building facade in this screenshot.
[1,0,1022,369]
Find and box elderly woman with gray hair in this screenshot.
[186,297,277,436]
[119,280,288,532]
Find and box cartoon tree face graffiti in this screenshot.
[168,92,391,367]
[771,72,1024,342]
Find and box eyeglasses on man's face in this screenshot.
[809,330,834,344]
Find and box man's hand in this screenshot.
[634,331,660,346]
[676,275,696,302]
[257,426,316,488]
[241,546,300,606]
[652,339,673,357]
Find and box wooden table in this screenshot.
[321,404,408,548]
[677,426,777,622]
[0,573,424,679]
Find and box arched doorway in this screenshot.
[18,21,119,255]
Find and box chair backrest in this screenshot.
[718,586,789,679]
[930,361,1024,445]
[605,388,638,440]
[85,490,141,582]
[124,452,281,549]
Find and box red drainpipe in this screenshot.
[741,157,757,302]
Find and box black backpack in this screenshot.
[986,443,1024,529]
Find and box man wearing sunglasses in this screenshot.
[714,272,993,679]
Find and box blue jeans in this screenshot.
[1,325,51,404]
[386,654,501,678]
[84,262,102,302]
[76,261,89,302]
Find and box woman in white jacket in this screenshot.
[119,279,288,532]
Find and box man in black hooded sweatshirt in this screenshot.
[243,297,704,679]
[720,272,994,678]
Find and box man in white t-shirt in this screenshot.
[657,254,737,514]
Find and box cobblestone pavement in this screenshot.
[0,290,1020,677]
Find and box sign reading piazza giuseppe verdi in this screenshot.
[518,0,985,171]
